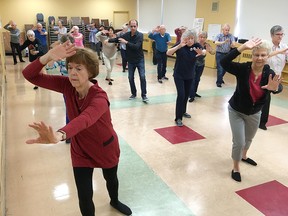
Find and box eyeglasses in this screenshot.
[130,26,137,28]
[274,33,285,36]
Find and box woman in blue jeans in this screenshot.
[167,29,204,127]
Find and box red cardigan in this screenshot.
[22,59,120,168]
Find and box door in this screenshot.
[113,11,129,29]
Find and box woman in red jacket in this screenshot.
[22,41,132,216]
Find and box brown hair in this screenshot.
[66,48,99,79]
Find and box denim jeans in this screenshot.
[216,52,227,85]
[128,58,147,98]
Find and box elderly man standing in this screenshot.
[4,20,25,65]
[259,25,288,130]
[149,25,171,83]
[33,23,48,54]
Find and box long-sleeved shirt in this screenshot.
[22,59,120,168]
[4,23,21,43]
[109,31,144,63]
[267,43,288,75]
[221,48,282,115]
[20,38,43,62]
[96,32,117,58]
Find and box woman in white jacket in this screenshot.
[96,27,118,85]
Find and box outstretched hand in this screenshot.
[244,38,262,50]
[261,74,281,91]
[26,121,59,144]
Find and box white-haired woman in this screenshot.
[69,25,84,47]
[20,29,44,90]
[167,29,204,127]
[220,38,282,182]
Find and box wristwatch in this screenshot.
[57,130,66,141]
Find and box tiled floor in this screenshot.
[5,52,288,216]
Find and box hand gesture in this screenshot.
[193,47,204,57]
[26,121,59,144]
[47,40,76,61]
[244,38,262,50]
[261,74,281,91]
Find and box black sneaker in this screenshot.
[189,98,194,102]
[183,113,191,118]
[195,93,201,98]
[162,76,169,80]
[175,119,183,127]
[259,124,267,130]
[129,95,136,100]
[33,86,38,90]
[142,96,149,103]
[158,79,163,84]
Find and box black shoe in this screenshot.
[216,84,222,88]
[195,93,201,98]
[129,95,136,100]
[108,81,112,85]
[14,62,17,65]
[231,170,241,182]
[158,79,163,83]
[33,86,38,90]
[222,80,225,84]
[241,158,257,166]
[175,119,183,127]
[162,76,169,80]
[259,124,267,130]
[110,201,132,216]
[142,96,149,103]
[188,98,194,103]
[105,78,114,81]
[65,139,71,144]
[20,60,25,62]
[183,113,191,118]
[122,69,126,72]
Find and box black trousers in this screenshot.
[10,42,24,63]
[260,93,271,125]
[73,165,119,216]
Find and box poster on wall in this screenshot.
[193,18,204,34]
[207,24,221,40]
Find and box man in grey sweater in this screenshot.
[4,20,25,65]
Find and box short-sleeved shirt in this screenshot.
[214,33,235,53]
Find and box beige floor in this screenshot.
[4,52,288,216]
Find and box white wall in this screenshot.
[235,0,288,43]
[138,0,197,35]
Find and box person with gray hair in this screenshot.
[33,23,48,54]
[167,29,204,127]
[220,38,282,182]
[214,23,236,87]
[148,25,171,83]
[4,20,25,65]
[259,25,288,130]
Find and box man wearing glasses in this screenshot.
[109,20,149,102]
[259,25,288,130]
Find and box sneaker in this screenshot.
[216,84,222,88]
[158,79,163,84]
[129,95,136,100]
[195,93,201,98]
[162,76,169,80]
[33,86,38,90]
[183,113,191,118]
[20,60,25,62]
[142,96,149,103]
[175,119,183,127]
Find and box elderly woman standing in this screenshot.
[220,38,282,182]
[96,26,118,85]
[22,42,132,215]
[167,29,204,127]
[69,26,84,47]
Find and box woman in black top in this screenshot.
[220,38,282,182]
[167,29,204,127]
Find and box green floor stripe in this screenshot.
[118,136,195,216]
